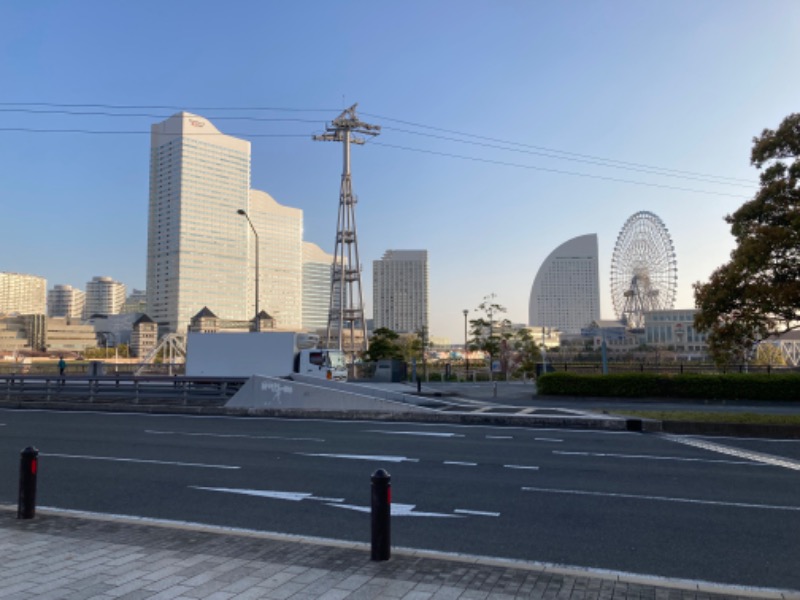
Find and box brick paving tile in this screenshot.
[0,509,790,600]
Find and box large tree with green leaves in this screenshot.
[469,295,513,371]
[363,327,403,362]
[694,113,800,364]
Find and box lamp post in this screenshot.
[463,309,469,378]
[237,209,260,332]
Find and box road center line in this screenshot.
[504,464,540,471]
[41,452,240,470]
[521,486,800,512]
[535,437,563,442]
[444,461,477,466]
[553,450,763,466]
[145,429,325,442]
[486,435,513,440]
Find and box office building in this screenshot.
[302,242,334,332]
[147,112,251,333]
[373,250,429,333]
[48,284,86,319]
[84,276,126,317]
[528,234,600,335]
[0,272,46,315]
[248,190,303,330]
[122,289,148,314]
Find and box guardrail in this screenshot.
[0,374,246,406]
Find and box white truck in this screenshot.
[184,332,347,381]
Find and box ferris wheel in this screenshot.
[610,211,678,329]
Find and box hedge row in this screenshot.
[537,372,800,401]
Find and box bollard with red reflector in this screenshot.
[371,468,391,561]
[18,446,39,519]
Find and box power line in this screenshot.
[0,128,311,138]
[363,111,755,185]
[379,125,755,189]
[0,101,337,113]
[372,141,749,199]
[0,107,325,124]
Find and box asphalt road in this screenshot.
[0,408,798,590]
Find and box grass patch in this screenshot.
[613,410,800,426]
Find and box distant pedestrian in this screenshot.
[58,356,66,384]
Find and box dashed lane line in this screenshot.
[145,429,325,442]
[41,452,240,470]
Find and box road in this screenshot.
[0,408,798,591]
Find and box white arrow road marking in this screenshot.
[504,464,540,471]
[191,487,345,503]
[521,486,800,512]
[553,450,763,466]
[365,430,465,438]
[41,453,239,470]
[328,503,462,518]
[146,430,325,442]
[454,509,500,517]
[298,453,419,463]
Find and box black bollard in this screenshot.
[18,446,39,519]
[371,468,391,561]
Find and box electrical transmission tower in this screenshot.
[313,104,380,356]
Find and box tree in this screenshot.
[363,328,403,362]
[510,328,542,377]
[469,295,513,374]
[694,113,800,365]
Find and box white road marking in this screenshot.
[145,429,325,442]
[663,435,800,472]
[553,450,762,466]
[191,487,344,502]
[41,453,239,470]
[454,509,500,517]
[521,486,800,512]
[298,453,419,463]
[486,435,513,439]
[365,430,465,438]
[504,464,540,471]
[329,502,461,518]
[535,437,563,442]
[443,461,477,466]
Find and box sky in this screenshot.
[1,1,799,342]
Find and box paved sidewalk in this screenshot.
[1,508,796,600]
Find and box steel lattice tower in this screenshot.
[313,104,380,355]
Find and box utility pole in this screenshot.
[314,104,380,358]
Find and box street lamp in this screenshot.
[463,309,469,378]
[237,209,260,331]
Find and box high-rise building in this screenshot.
[248,190,303,330]
[48,284,86,319]
[121,289,147,314]
[528,234,600,334]
[147,112,251,333]
[84,276,126,317]
[302,242,334,331]
[372,250,429,333]
[0,272,46,315]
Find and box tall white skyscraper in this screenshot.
[528,234,600,334]
[48,284,86,318]
[302,242,334,331]
[0,272,46,315]
[147,112,251,333]
[248,190,303,330]
[373,250,429,333]
[84,276,126,317]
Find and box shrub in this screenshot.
[537,372,800,401]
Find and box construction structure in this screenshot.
[313,104,380,356]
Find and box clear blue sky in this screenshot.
[1,1,798,342]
